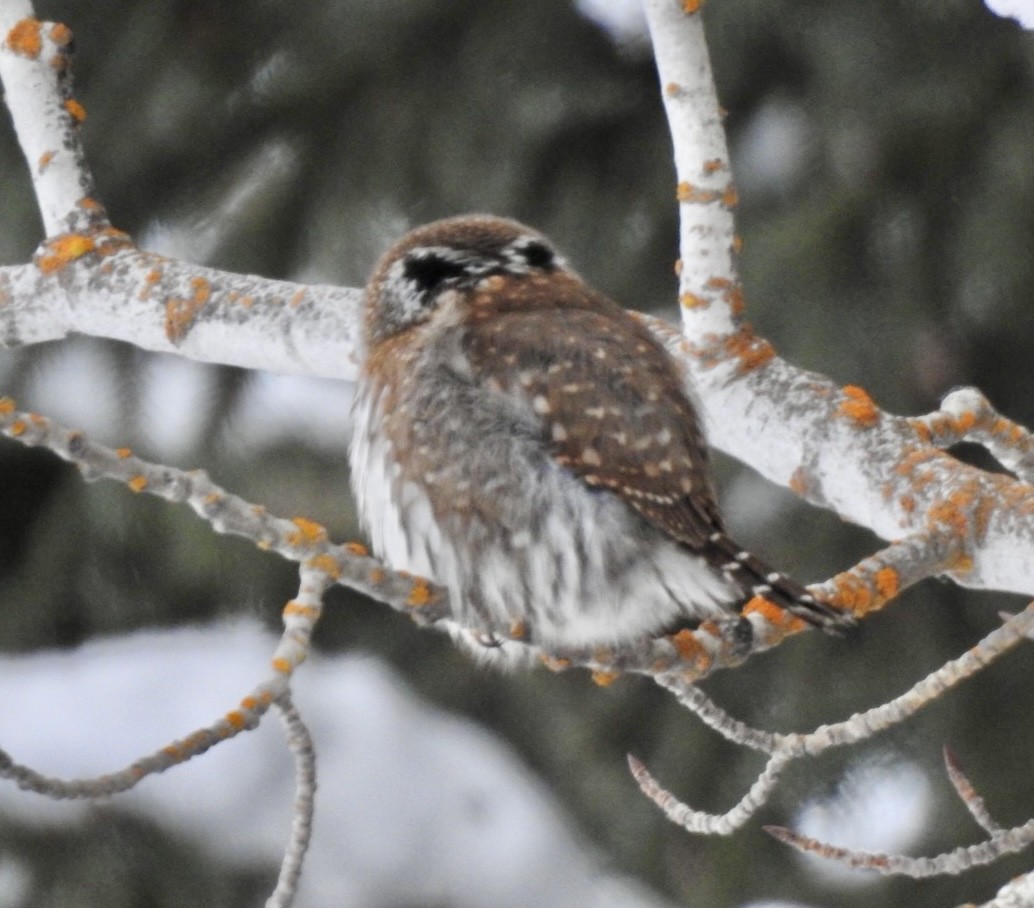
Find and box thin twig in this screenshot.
[765,818,1034,878]
[266,692,318,908]
[944,747,1003,836]
[629,750,791,835]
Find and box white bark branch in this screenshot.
[2,3,1032,902]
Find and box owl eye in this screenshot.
[403,252,471,298]
[517,240,555,270]
[503,237,559,273]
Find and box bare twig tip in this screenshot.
[763,825,791,842]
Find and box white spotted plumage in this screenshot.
[350,365,736,661]
[350,215,849,661]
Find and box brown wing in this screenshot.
[463,278,850,632]
[464,282,724,551]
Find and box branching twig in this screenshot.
[629,750,791,835]
[267,692,318,908]
[633,605,1033,836]
[0,396,448,625]
[0,561,328,803]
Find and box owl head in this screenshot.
[363,215,570,344]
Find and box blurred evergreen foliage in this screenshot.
[0,1,1032,905]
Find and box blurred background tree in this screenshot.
[0,1,1032,906]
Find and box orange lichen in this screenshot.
[728,285,745,315]
[305,553,341,579]
[721,183,739,209]
[591,670,621,687]
[895,446,942,481]
[36,233,96,273]
[63,98,86,123]
[972,493,994,542]
[288,289,306,308]
[369,567,386,584]
[838,385,880,427]
[682,0,704,12]
[705,276,746,315]
[743,595,808,632]
[911,420,932,443]
[508,619,528,640]
[283,600,321,620]
[224,710,247,730]
[190,275,212,303]
[115,447,132,458]
[677,181,720,204]
[240,695,259,711]
[138,269,162,300]
[703,158,724,175]
[128,474,148,493]
[343,540,369,557]
[950,410,976,433]
[991,416,1023,443]
[674,259,683,276]
[271,657,292,674]
[788,466,812,497]
[539,654,571,672]
[950,553,974,574]
[680,291,707,309]
[406,579,434,608]
[826,572,873,615]
[927,493,971,538]
[899,493,916,513]
[37,150,55,172]
[286,516,327,546]
[164,276,213,343]
[669,628,712,670]
[6,19,42,58]
[665,82,682,96]
[874,567,900,601]
[48,22,73,46]
[0,398,14,416]
[732,234,744,255]
[724,325,775,373]
[8,419,26,436]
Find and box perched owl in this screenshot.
[349,215,846,660]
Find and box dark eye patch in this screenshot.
[402,252,470,296]
[518,240,555,269]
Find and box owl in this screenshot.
[349,215,845,661]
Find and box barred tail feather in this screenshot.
[705,531,851,633]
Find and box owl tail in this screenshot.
[705,531,853,633]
